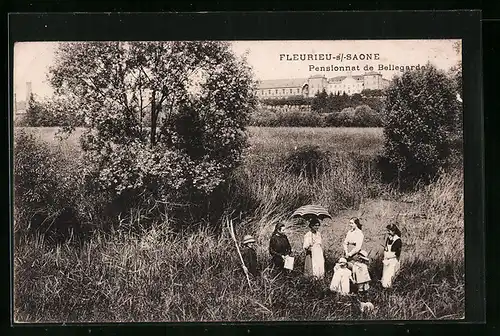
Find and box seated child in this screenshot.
[329,257,354,295]
[351,250,371,301]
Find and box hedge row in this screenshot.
[249,105,384,127]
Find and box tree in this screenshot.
[24,94,44,127]
[351,93,363,105]
[449,41,462,97]
[49,41,257,205]
[361,89,384,97]
[382,63,460,188]
[448,41,463,139]
[311,89,328,113]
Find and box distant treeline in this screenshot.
[17,90,386,128]
[252,89,386,127]
[260,89,384,111]
[250,105,384,128]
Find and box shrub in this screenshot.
[13,131,83,239]
[353,105,383,127]
[382,63,461,189]
[283,145,329,181]
[23,95,83,127]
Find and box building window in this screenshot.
[268,90,271,94]
[275,90,278,94]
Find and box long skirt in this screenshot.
[272,255,285,270]
[304,246,325,279]
[304,252,313,276]
[381,258,400,288]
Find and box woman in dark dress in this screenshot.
[269,222,292,270]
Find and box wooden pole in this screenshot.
[227,218,252,290]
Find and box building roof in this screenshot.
[257,78,309,89]
[364,71,382,76]
[309,74,327,79]
[328,75,364,83]
[258,72,388,88]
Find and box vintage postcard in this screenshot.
[11,38,469,323]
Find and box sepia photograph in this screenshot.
[12,38,465,322]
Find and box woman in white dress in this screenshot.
[303,217,325,279]
[343,217,365,261]
[381,224,402,288]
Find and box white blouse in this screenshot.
[303,231,322,249]
[343,228,364,257]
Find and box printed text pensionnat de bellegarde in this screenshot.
[279,53,427,72]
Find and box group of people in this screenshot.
[240,216,403,300]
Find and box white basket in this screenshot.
[284,256,295,270]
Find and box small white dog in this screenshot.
[360,301,375,313]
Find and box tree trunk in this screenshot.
[150,90,157,148]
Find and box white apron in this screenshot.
[381,237,401,288]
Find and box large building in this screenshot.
[256,72,390,99]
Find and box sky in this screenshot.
[13,40,461,101]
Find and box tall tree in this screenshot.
[49,41,257,199]
[382,62,460,188]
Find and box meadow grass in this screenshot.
[246,126,384,157]
[12,126,464,322]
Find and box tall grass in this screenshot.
[13,126,464,322]
[14,168,464,321]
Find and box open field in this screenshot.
[15,126,384,155]
[13,126,464,322]
[247,127,383,157]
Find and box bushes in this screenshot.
[249,109,323,127]
[13,130,84,238]
[283,145,329,180]
[21,95,83,127]
[381,64,462,189]
[250,106,384,127]
[261,96,314,106]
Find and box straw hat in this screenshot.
[338,257,347,265]
[242,235,256,244]
[358,250,370,261]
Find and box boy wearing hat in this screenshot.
[241,235,258,277]
[351,250,371,301]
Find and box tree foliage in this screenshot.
[311,89,328,113]
[382,63,461,188]
[49,41,257,203]
[24,94,84,127]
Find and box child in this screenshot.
[351,250,371,301]
[329,257,354,295]
[241,235,258,277]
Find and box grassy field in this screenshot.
[16,126,383,155]
[247,127,384,157]
[13,126,464,322]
